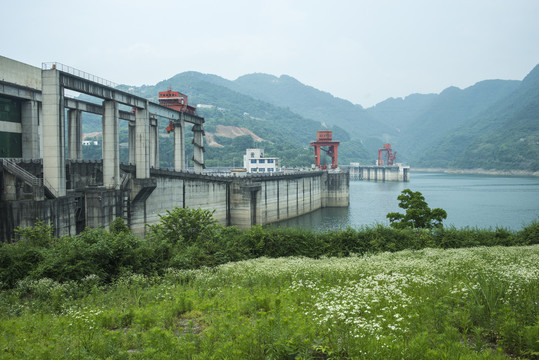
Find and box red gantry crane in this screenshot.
[310,131,340,169]
[377,143,397,166]
[159,89,197,133]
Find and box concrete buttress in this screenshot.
[103,101,120,188]
[135,103,150,179]
[67,109,82,160]
[41,69,66,197]
[174,117,185,171]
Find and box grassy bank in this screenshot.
[0,209,538,358]
[0,246,538,359]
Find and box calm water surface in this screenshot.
[272,172,539,231]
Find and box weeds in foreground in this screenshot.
[0,246,537,359]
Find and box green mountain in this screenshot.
[115,72,371,168]
[201,73,390,160]
[198,70,534,170]
[370,80,521,164]
[442,65,539,172]
[82,63,538,172]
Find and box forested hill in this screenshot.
[441,64,539,172]
[367,79,522,166]
[117,72,372,167]
[111,63,539,171]
[209,66,538,172]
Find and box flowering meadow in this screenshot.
[0,245,537,359]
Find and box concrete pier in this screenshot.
[41,69,66,197]
[348,164,410,182]
[103,101,120,188]
[67,109,82,160]
[174,118,185,171]
[135,105,150,179]
[192,123,205,173]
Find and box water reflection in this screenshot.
[270,207,351,231]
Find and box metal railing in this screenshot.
[42,62,119,88]
[1,159,43,187]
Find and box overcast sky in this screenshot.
[3,0,539,107]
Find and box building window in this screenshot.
[251,152,255,158]
[259,159,265,164]
[268,168,274,172]
[260,168,265,172]
[251,159,257,164]
[267,159,274,163]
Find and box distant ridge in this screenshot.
[113,63,539,172]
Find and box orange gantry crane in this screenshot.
[159,89,197,133]
[377,143,397,166]
[310,131,340,169]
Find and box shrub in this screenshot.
[149,207,220,246]
[387,189,447,229]
[517,221,539,245]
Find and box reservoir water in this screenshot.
[272,172,539,231]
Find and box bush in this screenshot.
[149,207,220,246]
[517,221,539,245]
[0,208,535,291]
[387,189,447,229]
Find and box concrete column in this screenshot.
[67,109,82,160]
[174,118,185,171]
[135,104,150,179]
[21,100,40,159]
[38,104,44,158]
[128,122,136,165]
[103,101,120,188]
[192,123,205,173]
[149,118,159,169]
[42,69,66,197]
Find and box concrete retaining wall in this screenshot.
[1,164,350,241]
[0,194,80,241]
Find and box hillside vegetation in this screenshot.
[116,73,371,168]
[192,65,539,171]
[80,64,539,171]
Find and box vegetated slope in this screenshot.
[230,74,386,137]
[366,93,438,133]
[411,64,539,171]
[367,80,520,164]
[100,63,539,170]
[208,71,534,169]
[447,65,539,171]
[207,73,389,161]
[118,72,371,167]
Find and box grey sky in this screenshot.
[3,0,539,107]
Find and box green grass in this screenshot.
[1,245,537,359]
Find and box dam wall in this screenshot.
[349,164,410,182]
[1,161,349,241]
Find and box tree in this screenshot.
[387,189,447,229]
[149,207,220,245]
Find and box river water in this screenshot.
[272,172,539,231]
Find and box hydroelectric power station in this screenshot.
[0,56,349,242]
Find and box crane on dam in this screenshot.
[377,143,397,166]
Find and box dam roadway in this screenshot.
[0,56,349,241]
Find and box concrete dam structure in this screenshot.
[0,56,349,241]
[348,164,410,182]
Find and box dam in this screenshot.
[0,56,349,241]
[347,163,410,182]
